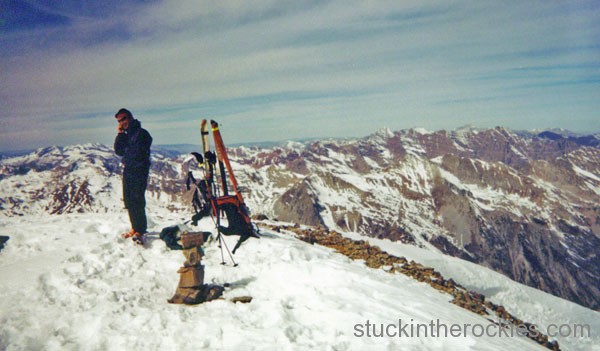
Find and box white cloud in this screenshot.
[1,0,599,151]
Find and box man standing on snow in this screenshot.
[114,108,153,244]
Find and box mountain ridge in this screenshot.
[228,126,600,310]
[1,126,599,311]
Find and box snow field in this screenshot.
[340,231,600,351]
[0,212,551,351]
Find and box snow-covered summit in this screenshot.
[372,126,394,139]
[0,211,597,350]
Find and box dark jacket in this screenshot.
[114,119,153,174]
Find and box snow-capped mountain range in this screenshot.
[232,126,600,312]
[1,126,600,351]
[1,127,599,313]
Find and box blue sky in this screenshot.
[1,0,599,151]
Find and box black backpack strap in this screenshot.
[186,171,199,191]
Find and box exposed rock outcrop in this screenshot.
[269,223,561,351]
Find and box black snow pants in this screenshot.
[123,168,149,234]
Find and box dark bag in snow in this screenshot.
[160,226,183,250]
[160,226,211,251]
[0,236,9,252]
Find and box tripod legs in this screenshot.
[216,232,238,267]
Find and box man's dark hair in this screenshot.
[115,108,133,119]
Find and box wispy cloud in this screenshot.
[1,0,599,151]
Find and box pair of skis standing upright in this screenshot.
[192,119,259,262]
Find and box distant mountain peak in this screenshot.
[411,127,433,135]
[453,124,483,133]
[372,127,394,139]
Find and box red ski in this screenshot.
[210,120,259,254]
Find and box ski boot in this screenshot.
[131,232,146,245]
[122,229,146,245]
[121,229,137,239]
